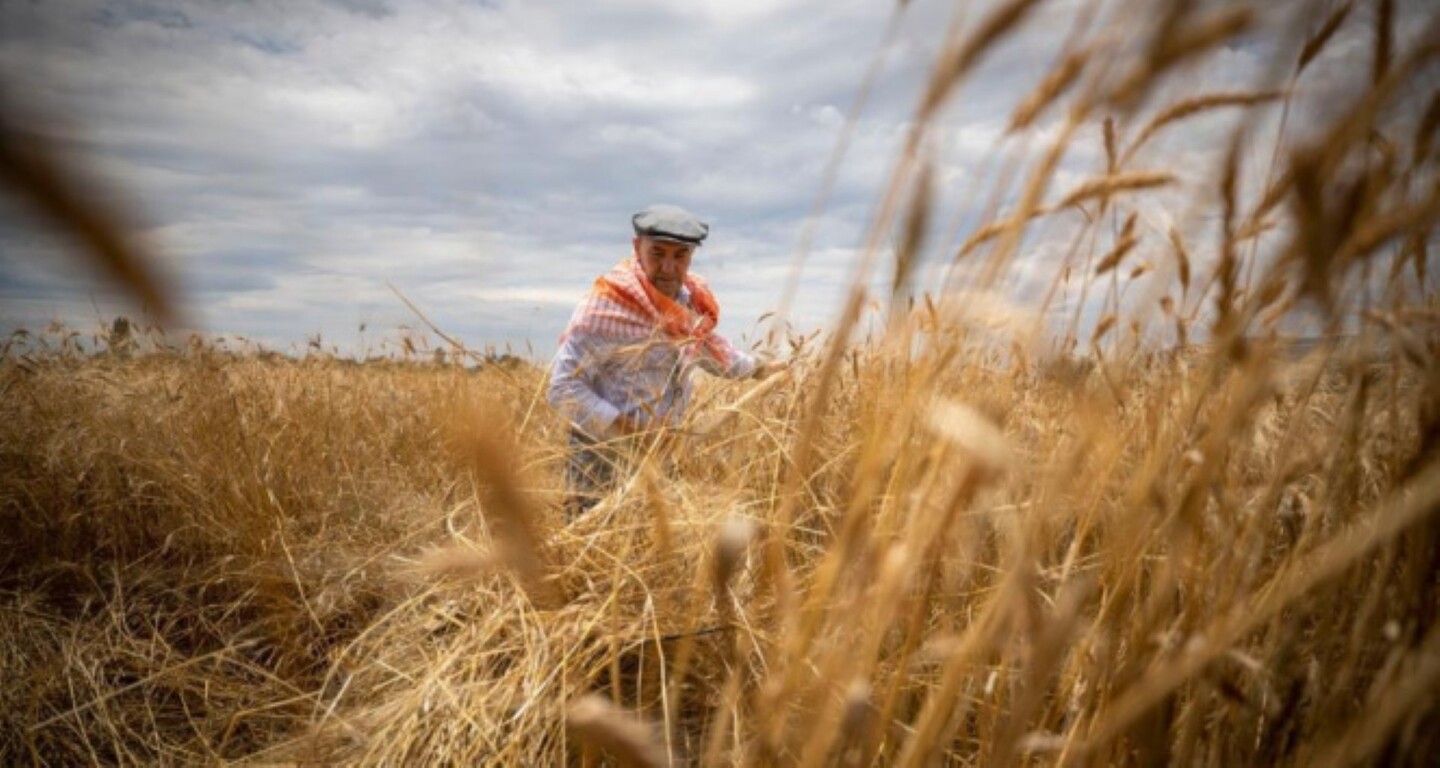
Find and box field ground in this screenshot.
[2,329,1437,764]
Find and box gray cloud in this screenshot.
[0,0,1421,356]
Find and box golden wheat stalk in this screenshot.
[1109,6,1256,109]
[447,403,563,610]
[1094,213,1141,275]
[1297,1,1353,74]
[919,0,1046,119]
[1009,49,1089,132]
[565,694,670,768]
[0,122,176,323]
[1124,91,1283,162]
[1078,464,1440,755]
[1055,170,1176,210]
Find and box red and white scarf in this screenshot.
[562,258,730,367]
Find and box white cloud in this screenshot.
[465,286,585,307]
[0,0,1412,358]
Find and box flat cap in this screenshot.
[632,204,709,245]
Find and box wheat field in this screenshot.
[3,0,1439,765]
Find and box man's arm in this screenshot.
[694,334,787,380]
[547,334,624,437]
[693,333,757,379]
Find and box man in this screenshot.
[548,204,785,518]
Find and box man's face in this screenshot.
[634,236,693,299]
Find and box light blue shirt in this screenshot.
[547,285,756,437]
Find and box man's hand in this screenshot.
[751,358,789,380]
[612,414,646,436]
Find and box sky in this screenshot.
[0,0,1429,359]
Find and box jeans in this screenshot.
[564,428,619,519]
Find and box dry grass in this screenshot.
[3,315,1435,766]
[4,0,1440,765]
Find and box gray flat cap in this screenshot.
[632,204,708,245]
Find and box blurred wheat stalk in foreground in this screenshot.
[3,0,1440,765]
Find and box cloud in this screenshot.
[0,0,1413,359]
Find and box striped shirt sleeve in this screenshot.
[547,332,622,437]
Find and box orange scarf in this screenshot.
[563,258,730,367]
